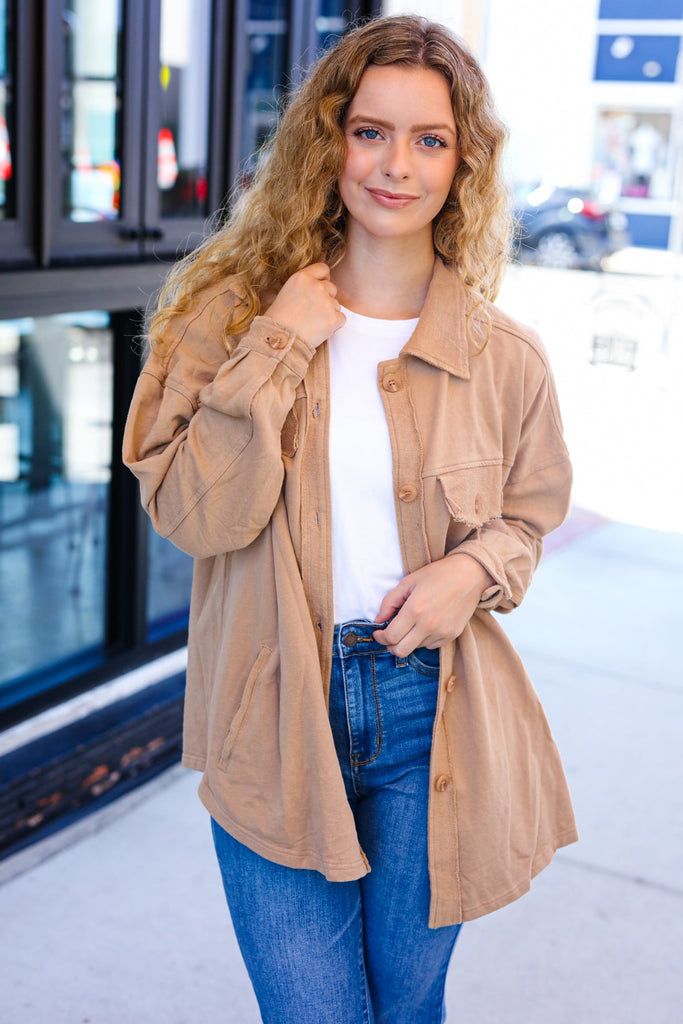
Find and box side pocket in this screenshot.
[218,644,273,771]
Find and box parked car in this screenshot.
[513,184,630,269]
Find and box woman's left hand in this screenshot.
[373,554,493,657]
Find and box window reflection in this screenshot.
[146,520,193,642]
[0,0,15,219]
[0,313,112,704]
[158,0,212,219]
[242,0,289,175]
[316,0,350,54]
[61,0,123,222]
[593,109,675,202]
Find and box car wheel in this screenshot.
[534,231,580,269]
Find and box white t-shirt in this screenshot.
[328,305,419,624]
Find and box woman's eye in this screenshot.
[420,135,446,148]
[356,128,382,140]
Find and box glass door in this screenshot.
[141,0,218,257]
[0,0,34,265]
[0,0,15,223]
[45,0,225,262]
[314,0,355,53]
[0,310,113,711]
[45,0,145,259]
[242,0,290,175]
[60,0,124,225]
[226,0,291,187]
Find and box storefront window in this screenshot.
[60,0,123,222]
[146,519,193,642]
[242,0,289,174]
[157,0,212,219]
[593,110,675,202]
[0,0,15,219]
[0,313,112,708]
[316,0,350,52]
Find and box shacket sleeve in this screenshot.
[451,347,572,613]
[122,287,316,558]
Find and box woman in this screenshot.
[124,15,577,1023]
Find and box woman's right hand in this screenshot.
[263,263,346,348]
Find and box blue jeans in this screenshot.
[211,620,461,1024]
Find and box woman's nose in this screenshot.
[382,139,411,180]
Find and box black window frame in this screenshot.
[42,0,142,261]
[42,0,233,263]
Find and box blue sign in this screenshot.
[595,34,681,81]
[599,0,683,17]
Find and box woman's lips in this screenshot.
[366,188,418,209]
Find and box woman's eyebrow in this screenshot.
[411,122,455,135]
[346,114,455,135]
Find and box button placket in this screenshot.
[299,344,334,700]
[377,359,430,576]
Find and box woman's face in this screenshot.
[339,65,459,249]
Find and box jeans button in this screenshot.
[343,632,358,647]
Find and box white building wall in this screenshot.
[381,0,464,34]
[382,0,600,187]
[483,0,601,189]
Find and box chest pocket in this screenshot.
[438,463,505,530]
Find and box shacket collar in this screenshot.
[399,258,474,380]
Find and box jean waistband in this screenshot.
[333,619,392,656]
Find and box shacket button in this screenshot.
[398,484,418,503]
[265,330,288,350]
[435,774,451,792]
[445,674,457,693]
[382,375,401,393]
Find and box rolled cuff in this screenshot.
[238,315,317,380]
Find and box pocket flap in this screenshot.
[438,464,503,528]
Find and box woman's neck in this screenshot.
[331,232,436,319]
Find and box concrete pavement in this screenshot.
[2,514,682,1024]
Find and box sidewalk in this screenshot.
[2,515,682,1023]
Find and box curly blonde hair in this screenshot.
[150,14,511,347]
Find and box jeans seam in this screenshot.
[339,646,361,796]
[351,653,383,768]
[357,914,373,1024]
[428,926,461,1022]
